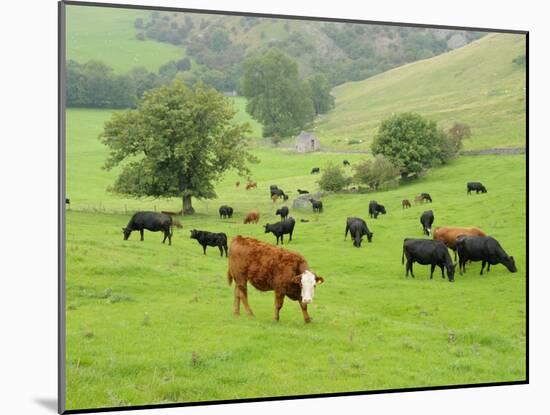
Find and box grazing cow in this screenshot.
[190,229,228,257]
[173,220,183,229]
[276,206,289,220]
[243,211,260,224]
[467,182,487,194]
[402,239,455,282]
[219,205,234,219]
[420,210,435,236]
[246,181,257,190]
[402,199,411,209]
[456,236,517,275]
[421,193,433,203]
[122,211,173,245]
[236,181,240,188]
[433,226,487,261]
[344,217,373,248]
[343,160,350,166]
[297,189,309,194]
[264,217,296,245]
[227,236,325,322]
[368,200,386,219]
[271,188,288,201]
[309,198,323,213]
[300,219,310,223]
[311,167,320,174]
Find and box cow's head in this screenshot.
[122,227,131,240]
[353,234,362,248]
[446,263,456,282]
[379,205,387,214]
[264,224,271,233]
[190,229,198,239]
[503,256,517,273]
[366,232,373,243]
[293,270,324,304]
[481,186,488,193]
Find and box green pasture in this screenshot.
[314,33,526,151]
[65,108,526,410]
[66,5,183,73]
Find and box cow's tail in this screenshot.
[169,215,174,237]
[402,244,405,265]
[227,270,233,286]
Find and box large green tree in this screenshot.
[371,112,446,178]
[241,49,315,141]
[308,73,335,115]
[100,80,256,214]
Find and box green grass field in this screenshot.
[314,33,526,151]
[66,5,183,73]
[65,108,526,410]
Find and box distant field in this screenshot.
[65,108,526,410]
[314,33,526,151]
[66,5,183,73]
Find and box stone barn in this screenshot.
[295,131,320,153]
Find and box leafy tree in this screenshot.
[371,112,444,178]
[308,74,335,115]
[100,80,257,214]
[208,28,231,52]
[176,57,191,71]
[353,155,399,190]
[318,163,351,191]
[241,49,315,140]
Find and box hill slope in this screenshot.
[66,5,183,73]
[314,33,526,150]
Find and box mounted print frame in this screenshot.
[59,1,528,413]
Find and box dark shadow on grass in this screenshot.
[34,398,57,412]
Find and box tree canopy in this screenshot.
[371,112,453,177]
[241,49,315,141]
[100,80,257,214]
[308,73,335,115]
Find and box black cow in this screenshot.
[343,160,350,166]
[264,217,296,245]
[309,198,323,213]
[275,206,289,220]
[368,200,386,219]
[421,193,433,203]
[420,210,434,236]
[467,182,487,194]
[402,239,455,282]
[219,205,233,219]
[297,189,309,194]
[123,211,173,245]
[271,188,289,201]
[344,217,373,248]
[456,236,516,275]
[190,229,228,257]
[311,167,320,174]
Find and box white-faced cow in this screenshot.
[227,236,324,323]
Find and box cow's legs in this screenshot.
[480,261,487,275]
[274,292,285,321]
[140,229,144,241]
[299,302,311,323]
[218,245,223,256]
[430,264,436,279]
[487,263,491,273]
[238,285,254,316]
[440,265,445,279]
[202,245,207,255]
[289,231,293,241]
[233,285,241,315]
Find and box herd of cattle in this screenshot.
[119,178,518,322]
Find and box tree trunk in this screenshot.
[182,195,195,215]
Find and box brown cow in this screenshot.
[402,199,411,209]
[414,195,424,204]
[172,220,183,229]
[243,211,260,224]
[433,226,487,261]
[236,181,240,187]
[227,236,324,323]
[246,181,257,190]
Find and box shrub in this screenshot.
[353,155,400,190]
[318,163,351,191]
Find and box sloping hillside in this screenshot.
[314,33,526,150]
[66,5,183,73]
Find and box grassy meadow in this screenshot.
[314,33,526,151]
[66,5,183,73]
[65,106,526,410]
